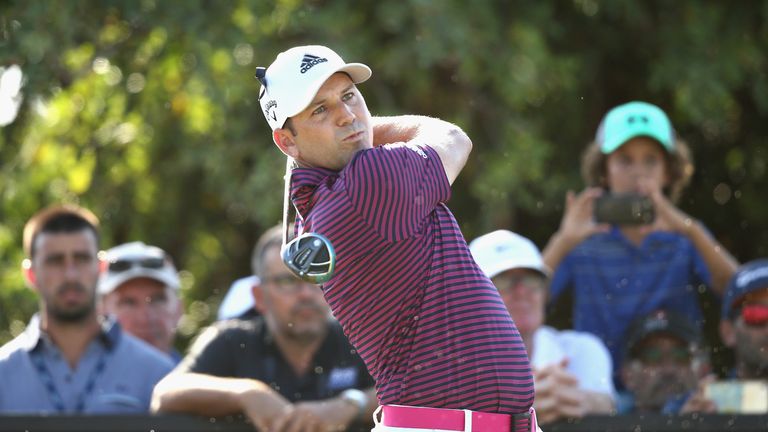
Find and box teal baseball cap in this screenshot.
[595,101,675,154]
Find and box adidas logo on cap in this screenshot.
[300,54,328,74]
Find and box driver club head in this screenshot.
[281,233,336,284]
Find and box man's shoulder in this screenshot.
[198,317,265,348]
[116,332,174,371]
[0,338,26,365]
[0,331,35,363]
[211,317,263,336]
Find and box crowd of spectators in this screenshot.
[1,99,766,430]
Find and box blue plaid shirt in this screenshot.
[549,227,713,375]
[0,315,173,414]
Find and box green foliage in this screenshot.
[2,0,768,348]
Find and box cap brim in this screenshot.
[284,63,372,119]
[99,268,180,295]
[601,131,674,154]
[485,259,550,279]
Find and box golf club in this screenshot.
[280,157,337,284]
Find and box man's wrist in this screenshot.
[339,388,368,422]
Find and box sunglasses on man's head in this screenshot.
[737,303,768,327]
[108,257,165,273]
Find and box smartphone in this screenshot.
[593,193,655,225]
[704,380,768,414]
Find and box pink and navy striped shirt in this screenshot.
[291,143,534,415]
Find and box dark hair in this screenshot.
[24,205,100,258]
[580,138,694,203]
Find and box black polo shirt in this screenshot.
[178,317,374,402]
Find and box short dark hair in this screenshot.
[23,204,100,258]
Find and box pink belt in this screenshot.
[379,404,537,432]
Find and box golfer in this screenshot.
[256,45,538,432]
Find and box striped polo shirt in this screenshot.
[290,143,534,415]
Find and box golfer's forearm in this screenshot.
[371,115,471,184]
[372,115,420,145]
[150,373,257,415]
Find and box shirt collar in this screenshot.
[21,314,122,353]
[289,166,337,219]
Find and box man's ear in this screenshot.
[273,128,299,159]
[719,319,736,347]
[22,259,37,289]
[252,282,267,314]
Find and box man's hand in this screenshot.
[679,375,718,415]
[280,399,358,432]
[237,384,292,431]
[543,188,609,271]
[534,359,594,424]
[243,393,358,432]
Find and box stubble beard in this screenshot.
[48,282,96,324]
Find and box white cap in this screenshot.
[98,241,180,295]
[257,45,372,131]
[469,230,550,279]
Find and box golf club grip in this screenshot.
[282,156,296,247]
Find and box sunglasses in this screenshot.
[738,303,768,327]
[635,346,692,366]
[492,274,546,294]
[108,257,165,273]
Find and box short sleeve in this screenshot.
[343,144,451,242]
[176,325,237,377]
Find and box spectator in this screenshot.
[618,309,710,414]
[470,229,615,424]
[217,239,263,321]
[720,258,768,379]
[98,241,183,363]
[253,44,536,431]
[668,259,768,414]
[152,225,376,432]
[542,101,738,373]
[0,205,173,414]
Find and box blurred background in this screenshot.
[1,1,767,364]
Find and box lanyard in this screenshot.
[31,349,109,413]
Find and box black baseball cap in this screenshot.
[625,309,702,359]
[722,258,768,319]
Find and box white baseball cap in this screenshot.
[256,45,372,131]
[469,230,550,279]
[98,241,180,295]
